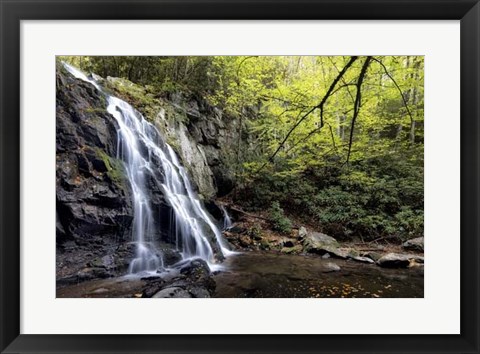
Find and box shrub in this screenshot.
[269,201,292,234]
[237,152,423,242]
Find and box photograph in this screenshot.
[56,55,424,298]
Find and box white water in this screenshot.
[221,205,233,230]
[63,63,232,272]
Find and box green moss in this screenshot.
[84,107,106,114]
[165,135,181,152]
[95,148,126,185]
[104,77,162,122]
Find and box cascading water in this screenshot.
[221,206,233,230]
[62,63,232,273]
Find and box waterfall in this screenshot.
[62,63,231,273]
[221,205,233,230]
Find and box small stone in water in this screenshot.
[322,262,341,272]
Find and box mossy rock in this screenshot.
[83,107,106,114]
[104,77,163,122]
[95,148,126,185]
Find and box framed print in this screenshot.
[1,0,479,353]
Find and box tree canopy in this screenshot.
[61,55,424,242]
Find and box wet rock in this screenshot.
[188,287,210,298]
[362,251,382,262]
[322,262,341,273]
[203,200,223,220]
[142,279,166,298]
[147,259,215,298]
[153,287,192,298]
[162,248,182,266]
[56,67,135,279]
[179,259,215,292]
[352,256,375,264]
[377,253,425,268]
[180,259,210,277]
[402,237,424,252]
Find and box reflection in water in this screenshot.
[57,251,423,298]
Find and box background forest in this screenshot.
[62,55,424,244]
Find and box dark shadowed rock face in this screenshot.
[56,68,137,279]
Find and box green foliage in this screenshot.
[269,201,293,234]
[104,77,161,121]
[59,55,424,243]
[238,152,423,241]
[59,56,216,96]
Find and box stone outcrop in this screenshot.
[56,67,181,281]
[402,237,424,252]
[56,67,136,279]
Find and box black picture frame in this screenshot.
[1,0,479,353]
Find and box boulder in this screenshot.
[302,231,368,261]
[402,237,424,252]
[152,287,192,298]
[303,232,340,255]
[377,253,425,268]
[146,259,215,298]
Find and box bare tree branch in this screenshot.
[344,56,372,165]
[372,57,415,127]
[254,56,359,174]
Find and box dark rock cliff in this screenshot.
[56,67,239,283]
[56,68,136,280]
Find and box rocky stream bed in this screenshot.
[57,250,423,298]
